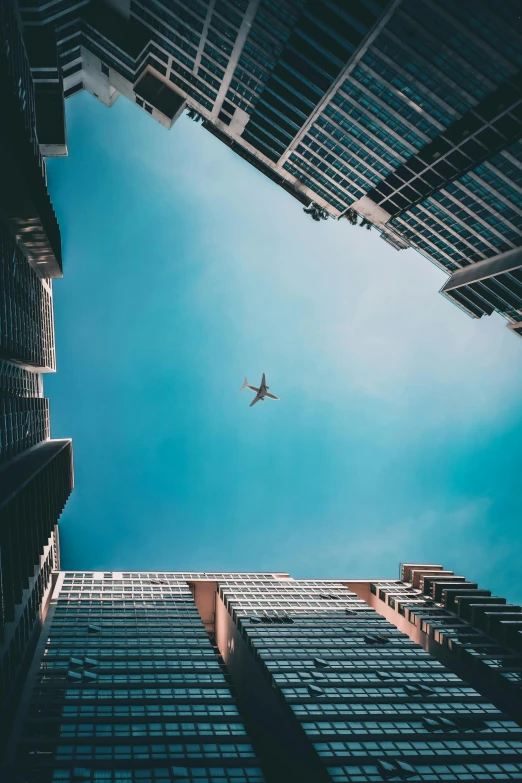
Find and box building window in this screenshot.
[218,110,231,125]
[64,82,83,99]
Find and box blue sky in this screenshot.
[46,92,522,601]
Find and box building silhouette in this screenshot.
[0,0,74,747]
[18,0,522,339]
[2,567,522,782]
[0,440,73,747]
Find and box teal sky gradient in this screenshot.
[46,93,522,601]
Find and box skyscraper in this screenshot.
[18,0,522,339]
[0,0,74,746]
[3,568,522,782]
[348,563,522,722]
[0,440,73,752]
[1,0,62,280]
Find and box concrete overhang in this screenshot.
[401,564,443,582]
[134,68,186,128]
[350,195,392,229]
[507,321,522,338]
[441,247,522,292]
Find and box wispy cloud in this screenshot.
[48,96,522,601]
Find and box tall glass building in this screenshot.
[1,0,63,456]
[17,0,522,339]
[348,563,522,723]
[6,571,267,783]
[3,569,522,782]
[0,440,73,754]
[0,0,74,748]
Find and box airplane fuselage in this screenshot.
[241,374,280,407]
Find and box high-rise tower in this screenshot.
[349,563,522,722]
[0,0,74,745]
[18,0,522,340]
[0,440,73,747]
[3,568,522,782]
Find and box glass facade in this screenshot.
[4,571,522,780]
[0,441,73,758]
[0,0,73,759]
[1,0,63,277]
[219,575,522,781]
[0,359,49,465]
[360,565,522,725]
[0,221,56,372]
[9,572,264,783]
[19,0,522,337]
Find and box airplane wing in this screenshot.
[260,373,266,391]
[249,395,261,407]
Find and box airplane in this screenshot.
[240,373,280,407]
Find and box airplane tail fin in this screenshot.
[240,377,248,391]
